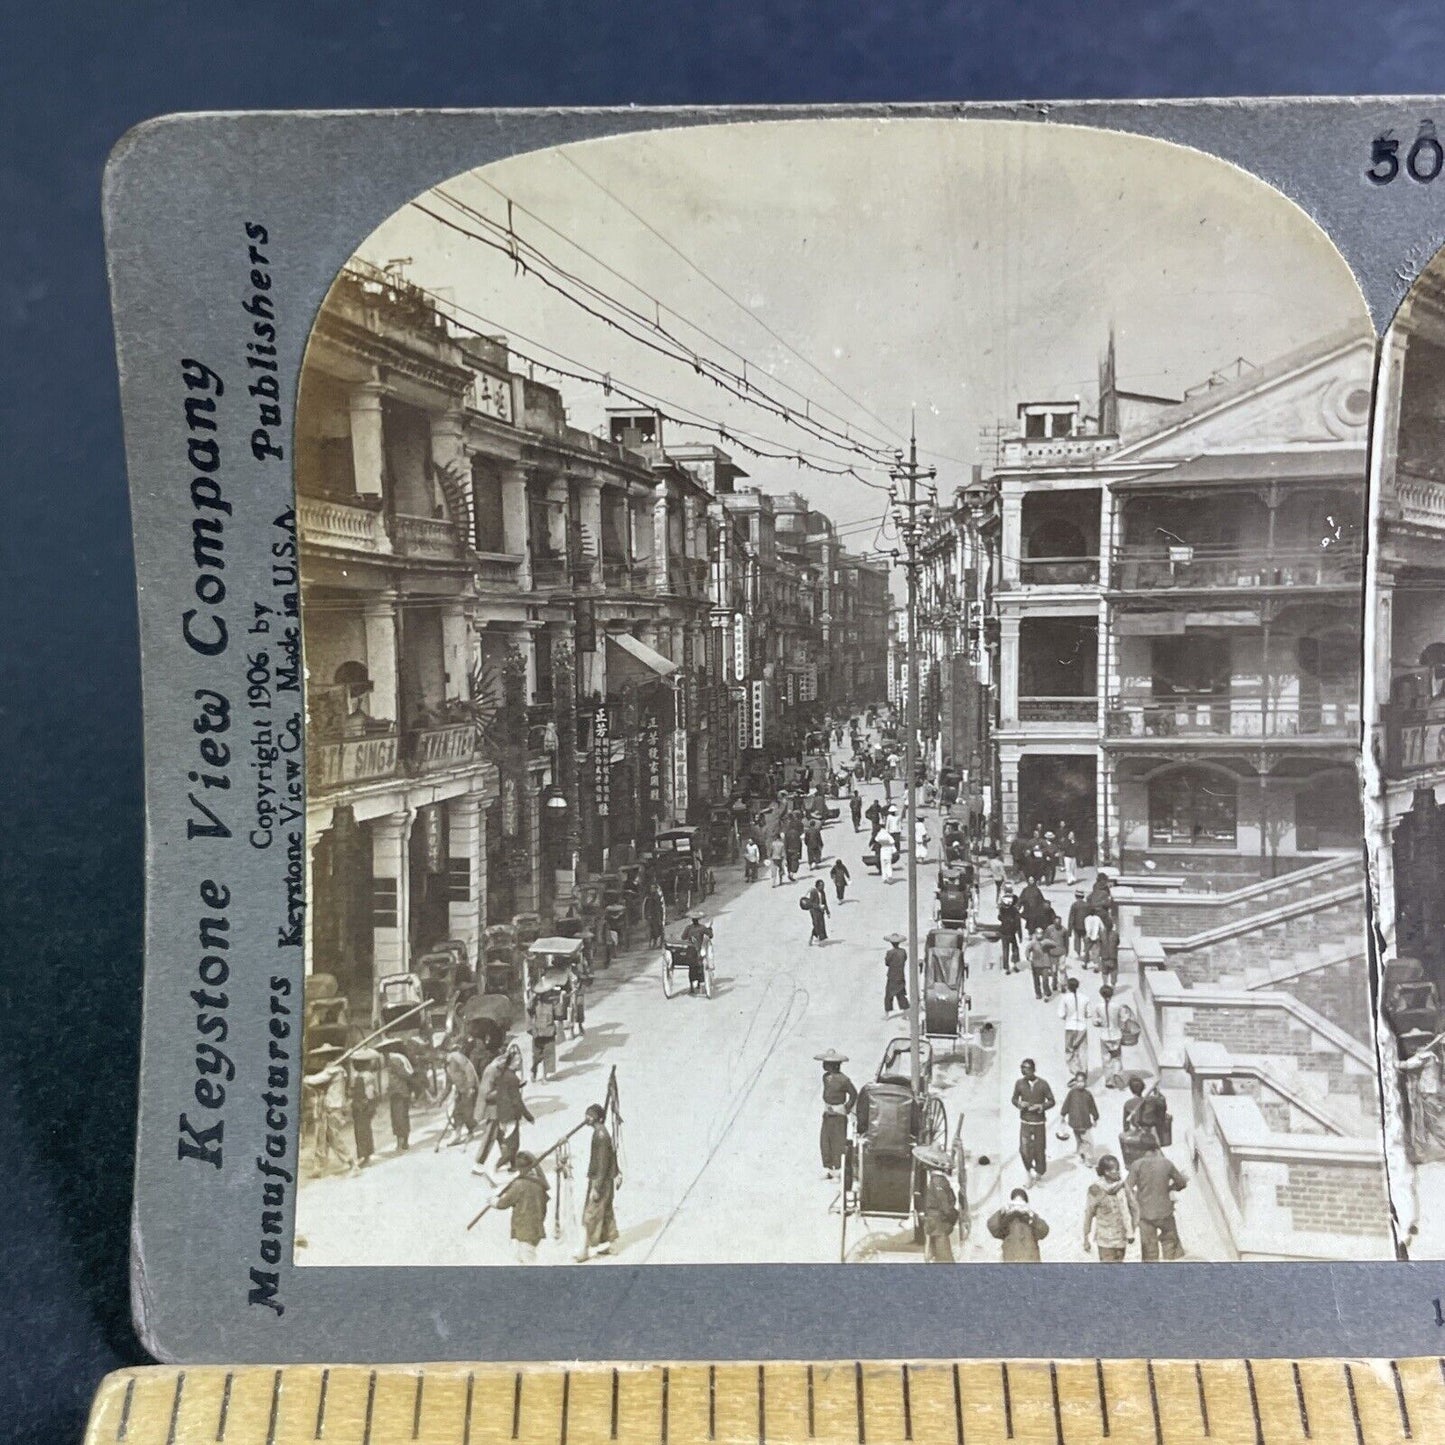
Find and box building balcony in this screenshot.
[1015,556,1100,588]
[1000,433,1118,468]
[1110,544,1362,594]
[298,496,390,555]
[1104,692,1360,744]
[311,727,399,790]
[474,552,525,588]
[601,558,630,590]
[405,721,480,772]
[393,513,464,562]
[1393,466,1445,534]
[1016,696,1097,724]
[530,555,568,590]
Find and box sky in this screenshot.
[353,117,1372,557]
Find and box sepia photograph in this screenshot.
[290,117,1386,1268]
[1365,241,1445,1260]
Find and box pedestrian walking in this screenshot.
[1027,931,1056,1001]
[989,851,1007,904]
[876,829,897,884]
[1067,888,1090,960]
[998,889,1022,973]
[1059,1071,1099,1164]
[830,856,851,903]
[915,1145,960,1262]
[886,805,902,856]
[769,834,787,886]
[384,1046,414,1153]
[575,1103,622,1262]
[490,1150,549,1263]
[883,933,909,1017]
[1042,913,1069,989]
[1058,976,1090,1079]
[471,1047,508,1175]
[1127,1139,1188,1261]
[850,792,863,832]
[1082,1155,1136,1262]
[986,1188,1049,1261]
[815,1049,857,1179]
[304,1046,358,1175]
[644,882,666,946]
[1083,908,1105,970]
[914,817,930,864]
[492,1046,533,1172]
[1017,878,1048,934]
[1091,985,1127,1089]
[743,836,761,882]
[804,880,830,945]
[805,819,824,869]
[439,1043,479,1149]
[1098,919,1119,988]
[1011,1058,1056,1183]
[349,1061,376,1168]
[784,827,803,882]
[1061,827,1079,886]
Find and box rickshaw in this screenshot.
[511,912,543,948]
[661,918,716,999]
[838,1038,950,1258]
[923,928,970,1042]
[936,865,972,930]
[415,939,475,1035]
[652,826,714,910]
[941,813,969,862]
[597,872,632,952]
[480,923,521,1000]
[373,971,444,1093]
[524,936,588,1041]
[303,973,353,1059]
[707,803,739,863]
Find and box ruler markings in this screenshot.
[901,1363,913,1443]
[513,1371,524,1441]
[313,1369,328,1440]
[360,1370,376,1445]
[802,1365,811,1441]
[264,1371,282,1445]
[952,1364,964,1445]
[855,1362,866,1445]
[216,1374,233,1444]
[1145,1361,1163,1445]
[1194,1363,1209,1437]
[116,1375,136,1441]
[611,1369,620,1441]
[560,1370,571,1445]
[1093,1360,1109,1440]
[412,1373,424,1442]
[1391,1360,1411,1439]
[662,1366,670,1445]
[1000,1362,1013,1441]
[1047,1363,1063,1445]
[463,1372,474,1445]
[1243,1360,1264,1445]
[756,1365,765,1445]
[166,1372,187,1445]
[1344,1364,1365,1445]
[1292,1362,1309,1439]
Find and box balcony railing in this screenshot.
[475,552,524,587]
[530,555,567,589]
[406,722,480,772]
[1105,692,1360,740]
[311,728,399,789]
[298,496,389,554]
[393,513,464,561]
[1111,543,1362,592]
[1018,556,1100,587]
[1017,696,1096,723]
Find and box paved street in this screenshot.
[297,734,1224,1267]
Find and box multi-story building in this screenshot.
[992,329,1371,883]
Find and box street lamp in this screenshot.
[887,422,938,1097]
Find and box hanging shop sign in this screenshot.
[751,679,766,750]
[733,615,747,681]
[593,703,611,817]
[673,724,690,819]
[501,776,519,837]
[419,803,446,874]
[643,718,663,805]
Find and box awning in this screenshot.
[1111,449,1363,491]
[607,631,680,682]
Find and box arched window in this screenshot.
[1148,765,1237,847]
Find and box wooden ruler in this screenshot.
[83,1359,1445,1444]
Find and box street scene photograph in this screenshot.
[1365,238,1445,1259]
[291,117,1388,1267]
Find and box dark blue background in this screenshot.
[0,3,1434,1438]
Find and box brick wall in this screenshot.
[1275,1162,1391,1237]
[1283,957,1372,1046]
[1163,895,1366,988]
[1134,860,1361,938]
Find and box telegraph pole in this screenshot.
[888,420,937,1096]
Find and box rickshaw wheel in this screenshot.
[920,1093,949,1151]
[661,949,674,999]
[910,1160,925,1244]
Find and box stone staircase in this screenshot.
[1123,856,1390,1259]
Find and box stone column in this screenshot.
[1000,485,1023,588]
[500,465,532,590]
[518,779,544,916]
[447,792,488,964]
[362,593,399,724]
[348,380,386,499]
[653,487,671,594]
[545,477,569,558]
[370,811,412,982]
[999,615,1021,726]
[429,409,470,537]
[579,479,604,587]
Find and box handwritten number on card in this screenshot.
[1370,122,1444,184]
